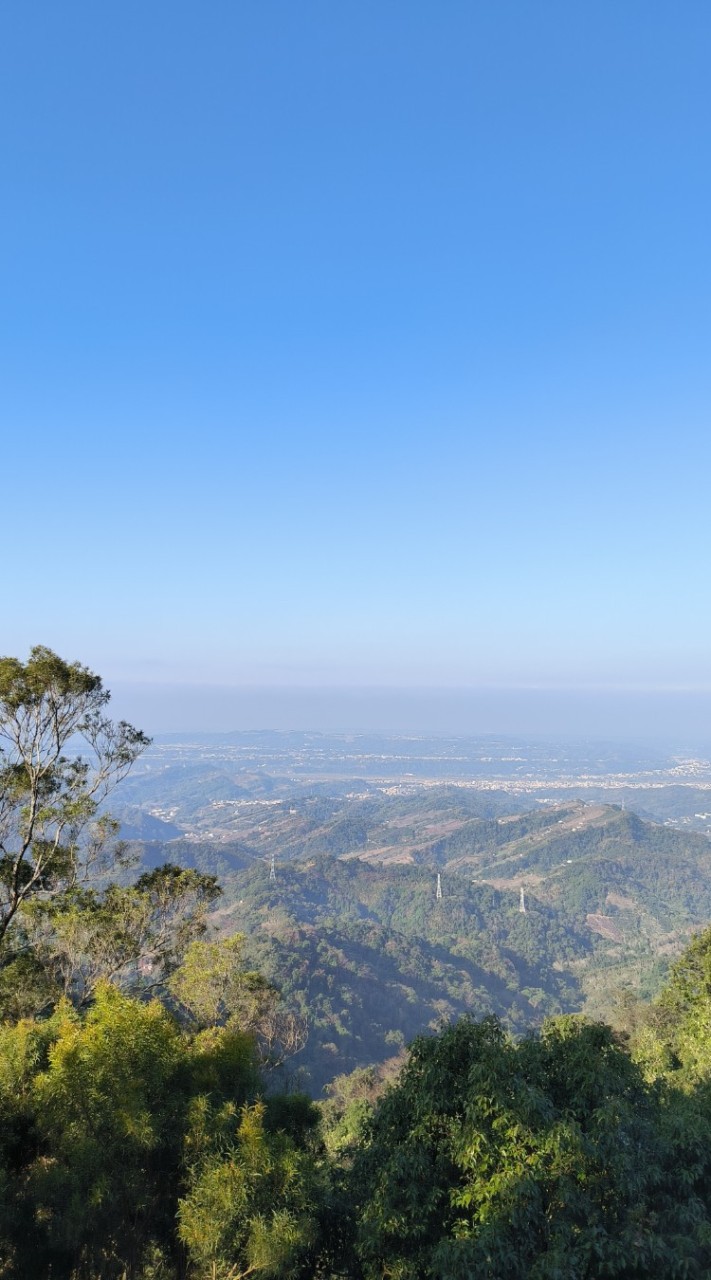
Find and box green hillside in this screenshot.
[127,795,711,1092]
[209,857,587,1091]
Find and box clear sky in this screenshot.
[3,4,711,733]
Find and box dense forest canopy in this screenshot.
[4,929,711,1277]
[5,651,711,1277]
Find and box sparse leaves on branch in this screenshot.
[0,646,150,946]
[23,864,221,1008]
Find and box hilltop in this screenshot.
[125,788,711,1091]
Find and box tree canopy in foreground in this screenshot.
[1,927,711,1277]
[4,651,711,1277]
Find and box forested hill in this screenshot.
[6,656,711,1274]
[114,781,529,861]
[129,797,711,1091]
[212,858,590,1090]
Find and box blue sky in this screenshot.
[3,3,711,730]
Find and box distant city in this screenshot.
[115,731,711,841]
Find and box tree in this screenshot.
[177,1099,322,1280]
[24,865,222,1009]
[0,986,267,1280]
[169,937,307,1068]
[351,1015,711,1279]
[633,923,711,1093]
[0,646,149,948]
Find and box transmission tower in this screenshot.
[269,852,276,883]
[436,872,442,901]
[519,886,526,913]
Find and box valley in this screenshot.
[111,732,711,1091]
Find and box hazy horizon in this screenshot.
[108,681,711,749]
